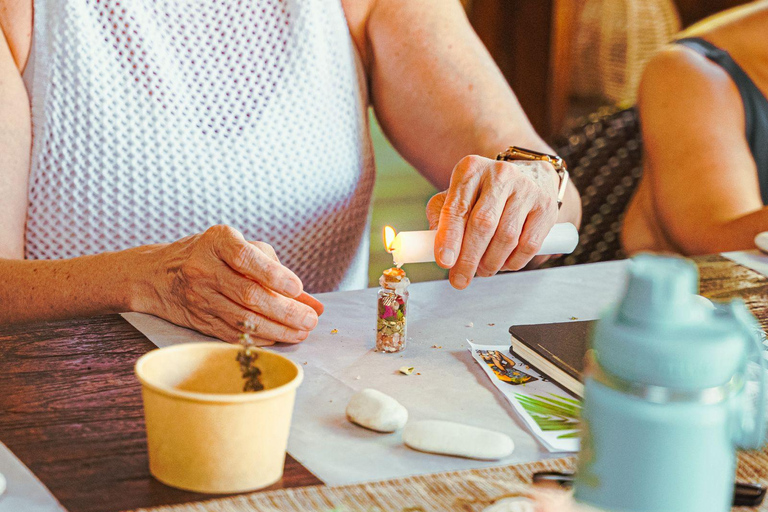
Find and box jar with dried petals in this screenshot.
[376,267,410,353]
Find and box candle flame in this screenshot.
[383,225,396,252]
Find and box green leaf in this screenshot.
[515,392,582,434]
[515,393,581,420]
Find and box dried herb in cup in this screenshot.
[237,331,264,392]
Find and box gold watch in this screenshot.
[496,146,569,209]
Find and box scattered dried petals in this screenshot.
[466,322,474,328]
[488,323,496,326]
[570,316,579,321]
[431,345,442,349]
[399,366,415,375]
[331,329,339,334]
[416,373,421,375]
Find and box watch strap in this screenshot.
[496,146,569,208]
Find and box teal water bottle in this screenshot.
[574,255,766,512]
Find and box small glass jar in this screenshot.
[376,267,410,353]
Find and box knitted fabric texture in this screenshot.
[23,0,375,292]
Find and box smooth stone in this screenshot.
[755,231,768,254]
[346,388,408,433]
[482,497,534,512]
[403,420,514,460]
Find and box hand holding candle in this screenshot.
[384,224,578,267]
[423,154,582,289]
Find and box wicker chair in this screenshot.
[546,107,643,267]
[572,0,681,105]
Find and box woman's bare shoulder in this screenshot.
[638,44,742,134]
[642,44,734,95]
[0,0,32,73]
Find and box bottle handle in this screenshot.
[729,300,767,449]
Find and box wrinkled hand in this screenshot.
[427,155,560,289]
[144,225,323,344]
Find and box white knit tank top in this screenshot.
[23,0,375,292]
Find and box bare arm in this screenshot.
[345,0,580,288]
[0,14,30,259]
[365,0,579,211]
[0,3,322,338]
[365,1,544,186]
[0,7,134,323]
[638,46,768,255]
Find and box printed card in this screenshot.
[468,340,580,453]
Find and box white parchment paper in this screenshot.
[122,261,629,485]
[0,442,65,512]
[722,250,768,278]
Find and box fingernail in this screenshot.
[302,312,317,330]
[440,248,456,267]
[284,279,301,297]
[453,274,468,289]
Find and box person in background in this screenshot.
[0,0,580,343]
[622,1,768,256]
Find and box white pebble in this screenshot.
[482,497,534,512]
[346,389,408,433]
[403,420,514,460]
[466,322,474,327]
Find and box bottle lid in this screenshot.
[592,254,749,389]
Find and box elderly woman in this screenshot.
[623,1,768,256]
[0,0,580,343]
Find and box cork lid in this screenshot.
[380,267,409,290]
[382,267,406,282]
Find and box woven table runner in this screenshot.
[126,449,768,512]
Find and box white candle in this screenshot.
[390,223,579,266]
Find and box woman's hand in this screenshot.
[426,155,559,289]
[138,225,323,345]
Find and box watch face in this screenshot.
[511,147,549,159]
[498,147,567,173]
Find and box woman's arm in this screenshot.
[353,0,545,187]
[344,0,580,288]
[635,46,768,255]
[0,12,31,259]
[0,8,322,339]
[0,227,324,343]
[0,12,138,324]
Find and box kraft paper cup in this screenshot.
[135,342,303,494]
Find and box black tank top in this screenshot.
[676,37,768,204]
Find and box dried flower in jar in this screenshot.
[376,267,410,353]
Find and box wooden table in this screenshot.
[1,255,766,512]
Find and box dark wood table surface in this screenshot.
[2,254,767,512]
